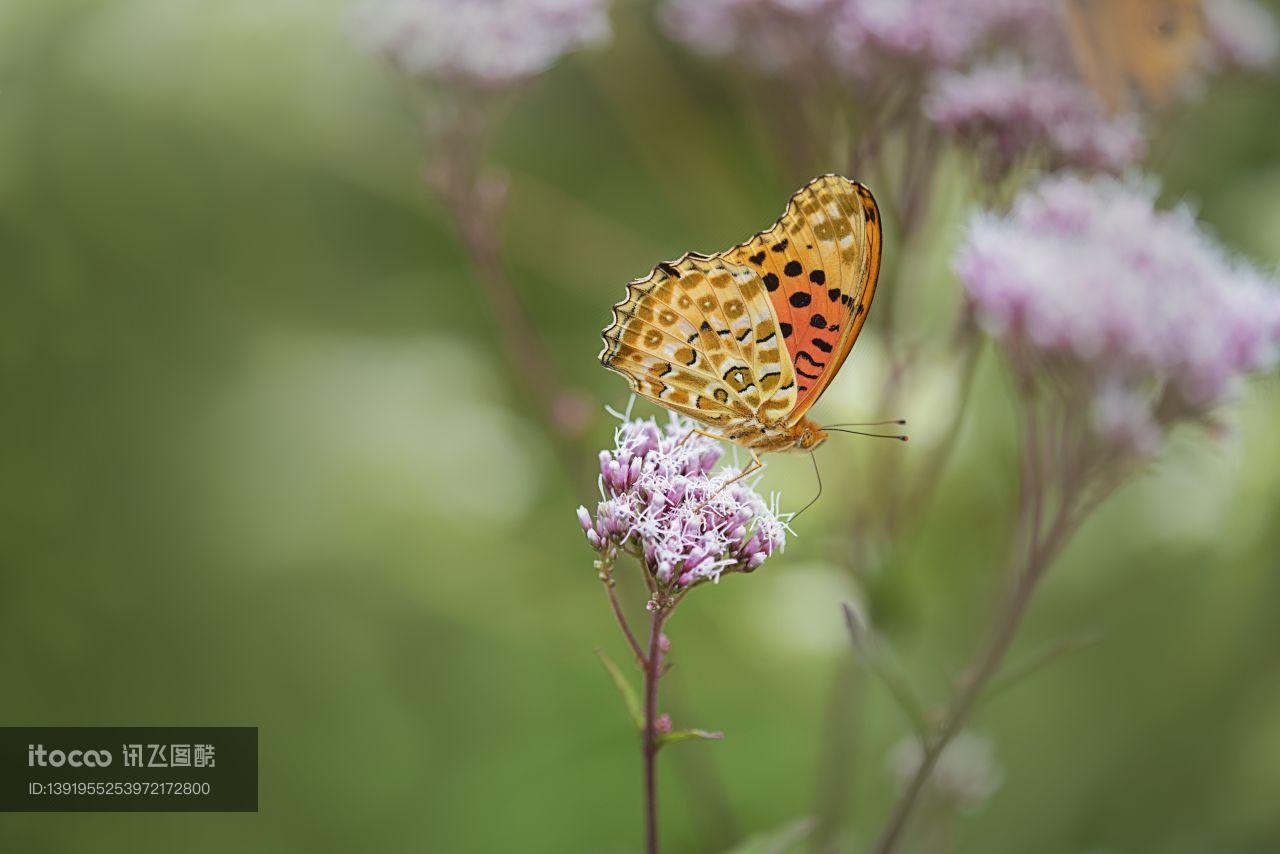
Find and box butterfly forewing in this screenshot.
[724,175,882,423]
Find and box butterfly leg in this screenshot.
[677,427,723,448]
[701,451,764,507]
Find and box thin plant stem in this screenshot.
[868,388,1121,854]
[643,605,671,854]
[429,98,590,481]
[600,553,646,667]
[869,498,1073,854]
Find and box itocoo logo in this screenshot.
[27,744,112,768]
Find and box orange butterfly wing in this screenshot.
[1062,0,1207,112]
[723,175,882,424]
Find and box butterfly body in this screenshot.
[599,175,881,458]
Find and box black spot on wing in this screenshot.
[771,239,789,253]
[810,270,826,285]
[812,338,834,353]
[784,260,803,277]
[809,314,827,328]
[789,292,811,308]
[749,251,766,265]
[779,322,793,338]
[763,273,780,292]
[795,351,826,368]
[796,367,819,380]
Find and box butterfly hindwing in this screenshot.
[600,255,798,429]
[724,175,882,423]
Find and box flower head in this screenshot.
[578,411,790,588]
[955,174,1280,454]
[830,0,1042,79]
[660,0,845,77]
[926,60,1145,177]
[351,0,611,88]
[660,0,1043,79]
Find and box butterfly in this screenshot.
[599,174,886,483]
[1061,0,1208,113]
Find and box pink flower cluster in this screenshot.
[955,174,1280,453]
[925,61,1145,176]
[660,0,1046,78]
[351,0,611,87]
[663,0,1277,176]
[577,413,790,587]
[659,0,845,77]
[829,0,1047,79]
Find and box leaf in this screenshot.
[841,602,929,740]
[596,649,643,730]
[723,817,816,854]
[657,728,724,748]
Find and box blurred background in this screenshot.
[3,0,1280,851]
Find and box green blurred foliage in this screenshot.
[2,1,1280,852]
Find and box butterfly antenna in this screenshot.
[824,419,907,428]
[825,427,909,442]
[792,451,824,520]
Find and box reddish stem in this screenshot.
[643,606,669,854]
[869,389,1119,854]
[600,557,646,667]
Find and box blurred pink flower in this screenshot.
[830,0,1045,79]
[661,0,1049,78]
[660,0,845,76]
[578,412,790,587]
[955,174,1280,451]
[1206,0,1280,71]
[351,0,611,87]
[926,60,1145,176]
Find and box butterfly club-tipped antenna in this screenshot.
[823,418,909,442]
[794,421,907,519]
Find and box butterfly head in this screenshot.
[793,420,829,453]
